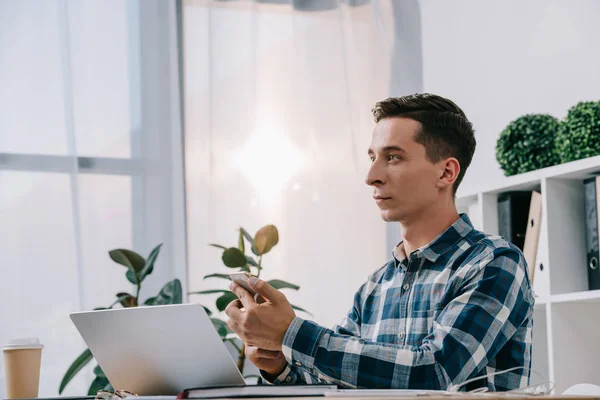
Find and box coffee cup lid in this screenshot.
[3,338,44,351]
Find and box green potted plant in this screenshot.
[58,244,183,395]
[189,225,309,377]
[496,114,561,176]
[556,100,600,163]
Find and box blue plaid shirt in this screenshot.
[268,214,534,391]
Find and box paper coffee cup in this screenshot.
[3,338,44,399]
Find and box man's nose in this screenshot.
[365,161,385,186]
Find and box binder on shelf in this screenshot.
[584,176,600,290]
[531,218,549,298]
[497,191,533,251]
[522,191,542,285]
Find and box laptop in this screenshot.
[70,303,246,395]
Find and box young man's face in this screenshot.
[366,117,446,222]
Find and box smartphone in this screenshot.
[229,272,258,297]
[229,272,266,304]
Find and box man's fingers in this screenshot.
[225,299,244,322]
[230,283,257,309]
[247,278,281,304]
[227,318,240,335]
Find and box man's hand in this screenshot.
[245,345,287,380]
[225,277,295,351]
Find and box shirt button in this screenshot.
[403,283,410,291]
[295,361,302,367]
[285,376,292,382]
[398,332,404,339]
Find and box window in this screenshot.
[0,1,186,397]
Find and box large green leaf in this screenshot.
[222,248,248,268]
[109,249,145,285]
[216,291,237,311]
[88,375,110,396]
[59,348,93,394]
[291,304,313,316]
[139,243,163,281]
[268,279,299,290]
[253,225,279,255]
[203,273,231,281]
[149,279,182,305]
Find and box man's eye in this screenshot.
[369,156,375,162]
[388,154,401,161]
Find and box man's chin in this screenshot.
[380,210,400,222]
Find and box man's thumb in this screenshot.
[248,277,279,302]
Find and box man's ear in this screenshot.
[437,158,460,189]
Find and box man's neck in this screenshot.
[400,201,460,257]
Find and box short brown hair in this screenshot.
[372,93,476,195]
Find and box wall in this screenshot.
[419,0,600,196]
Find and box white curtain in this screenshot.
[183,0,422,328]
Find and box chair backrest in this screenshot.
[562,383,600,396]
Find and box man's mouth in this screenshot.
[373,195,392,205]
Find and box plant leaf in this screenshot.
[150,279,182,305]
[253,225,279,255]
[115,292,137,307]
[211,318,232,338]
[291,304,313,316]
[268,279,300,290]
[188,289,230,295]
[109,249,145,284]
[202,306,213,316]
[93,364,106,378]
[88,375,110,396]
[238,229,245,253]
[144,297,156,305]
[125,269,137,285]
[203,273,231,281]
[209,244,227,250]
[216,291,237,311]
[241,227,260,256]
[59,348,93,394]
[246,256,258,267]
[140,243,162,281]
[222,247,248,268]
[240,228,254,245]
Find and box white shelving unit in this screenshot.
[456,155,600,394]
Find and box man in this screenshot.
[225,93,534,391]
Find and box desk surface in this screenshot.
[23,396,600,400]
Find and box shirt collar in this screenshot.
[392,213,474,266]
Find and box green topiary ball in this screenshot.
[496,114,561,176]
[555,100,600,163]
